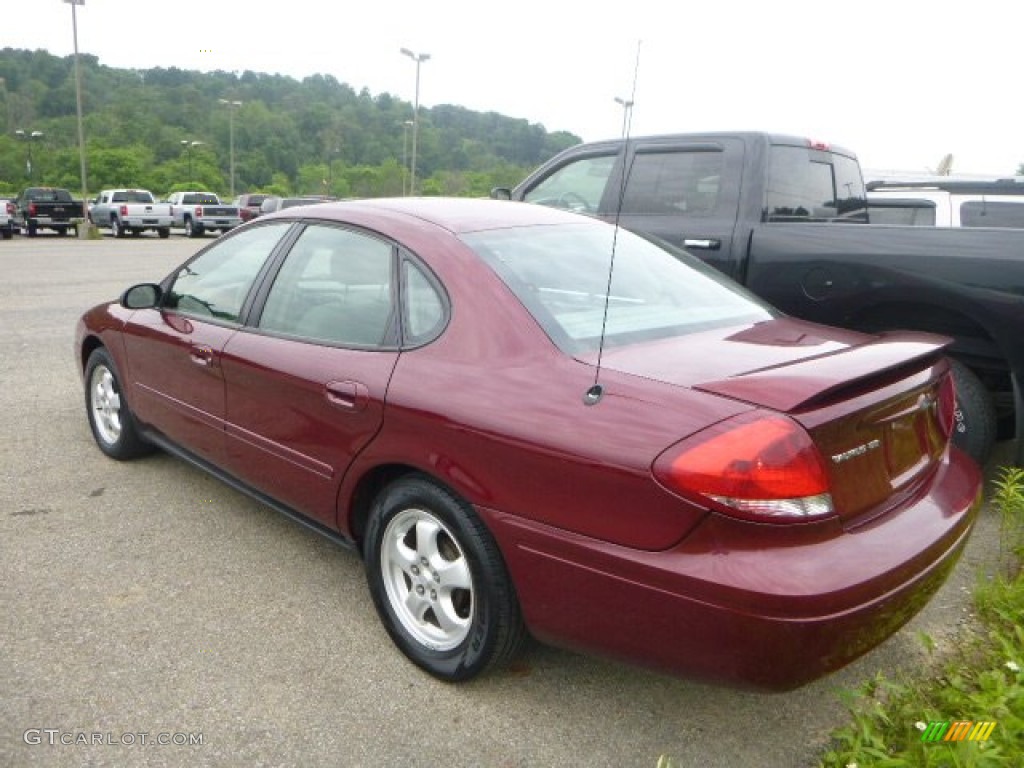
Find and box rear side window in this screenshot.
[258,224,395,347]
[766,146,868,222]
[960,200,1024,228]
[622,150,723,216]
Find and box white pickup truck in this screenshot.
[90,189,174,238]
[867,177,1024,227]
[1,199,17,239]
[166,191,242,238]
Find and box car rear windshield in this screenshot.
[466,223,773,354]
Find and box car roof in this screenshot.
[262,196,591,234]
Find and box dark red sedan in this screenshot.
[75,198,981,690]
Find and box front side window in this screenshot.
[165,223,291,322]
[258,224,395,347]
[523,154,616,214]
[466,222,772,354]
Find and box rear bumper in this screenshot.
[482,448,982,690]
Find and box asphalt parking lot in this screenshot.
[0,232,1013,768]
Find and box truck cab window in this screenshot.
[622,150,723,216]
[523,154,615,214]
[766,146,867,222]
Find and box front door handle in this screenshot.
[189,345,214,367]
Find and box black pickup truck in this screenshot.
[493,132,1023,466]
[13,186,86,237]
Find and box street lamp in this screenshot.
[180,140,203,187]
[614,96,634,138]
[64,0,89,205]
[218,99,242,198]
[400,47,430,195]
[15,129,45,182]
[401,119,413,195]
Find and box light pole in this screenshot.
[614,96,634,138]
[401,119,413,195]
[64,0,89,204]
[400,48,430,196]
[180,140,202,187]
[15,129,45,182]
[218,99,242,198]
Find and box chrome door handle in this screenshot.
[682,238,721,250]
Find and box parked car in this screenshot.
[258,195,333,215]
[867,177,1024,227]
[166,191,242,238]
[75,198,981,691]
[232,192,271,223]
[12,186,86,237]
[1,199,17,239]
[89,188,174,238]
[493,132,1024,467]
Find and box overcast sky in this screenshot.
[9,0,1023,177]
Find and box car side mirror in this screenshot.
[121,283,162,309]
[490,187,512,201]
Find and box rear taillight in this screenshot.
[28,202,37,217]
[119,205,128,216]
[194,206,203,217]
[653,412,834,522]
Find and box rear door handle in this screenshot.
[325,380,369,412]
[682,238,721,250]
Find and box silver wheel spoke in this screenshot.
[380,507,475,651]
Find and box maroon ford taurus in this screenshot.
[75,197,982,690]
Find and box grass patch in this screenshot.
[817,466,1024,767]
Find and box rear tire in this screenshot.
[949,359,997,466]
[111,218,124,238]
[364,475,525,681]
[157,227,170,239]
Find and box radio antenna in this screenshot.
[585,39,641,406]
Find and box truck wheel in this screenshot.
[1,229,11,240]
[57,227,68,236]
[26,222,37,237]
[157,228,170,239]
[184,218,203,238]
[131,229,142,237]
[111,218,124,238]
[949,359,997,466]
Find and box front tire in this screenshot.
[364,475,525,682]
[949,359,997,466]
[84,348,153,460]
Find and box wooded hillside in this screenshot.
[0,48,580,199]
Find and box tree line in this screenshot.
[0,47,580,200]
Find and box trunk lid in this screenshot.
[598,320,955,523]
